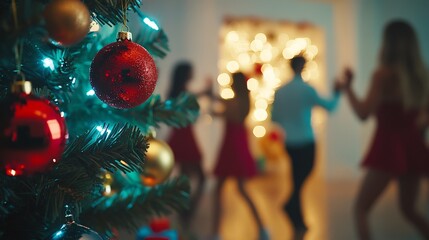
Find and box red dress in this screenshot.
[362,103,429,175]
[167,126,202,164]
[214,121,257,178]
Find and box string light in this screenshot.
[89,21,100,32]
[143,17,159,30]
[42,58,54,71]
[86,89,95,96]
[96,125,111,135]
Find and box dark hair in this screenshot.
[290,55,306,74]
[379,19,429,108]
[167,61,193,98]
[231,72,248,97]
[380,20,420,66]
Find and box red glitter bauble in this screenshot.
[90,40,158,109]
[0,84,68,176]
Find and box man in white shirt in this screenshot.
[271,55,340,239]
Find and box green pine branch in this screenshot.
[85,0,142,26]
[62,124,147,174]
[0,178,19,216]
[143,93,200,128]
[80,176,190,234]
[65,93,200,136]
[33,124,147,221]
[0,124,150,238]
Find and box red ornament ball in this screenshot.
[90,40,158,109]
[0,88,68,176]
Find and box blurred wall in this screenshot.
[137,0,429,180]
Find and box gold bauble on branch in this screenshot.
[141,138,175,186]
[43,0,91,46]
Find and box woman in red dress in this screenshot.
[166,62,206,227]
[212,72,269,240]
[342,20,429,240]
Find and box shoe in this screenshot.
[259,228,270,240]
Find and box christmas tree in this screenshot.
[0,0,197,239]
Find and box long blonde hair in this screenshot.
[380,20,429,109]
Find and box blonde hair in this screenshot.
[380,20,429,109]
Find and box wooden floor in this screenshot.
[120,156,429,240]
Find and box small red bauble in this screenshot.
[90,33,158,109]
[149,218,170,233]
[0,81,68,176]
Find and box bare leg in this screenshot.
[191,163,206,215]
[236,178,264,234]
[354,169,391,240]
[213,177,227,236]
[181,163,206,218]
[398,175,429,239]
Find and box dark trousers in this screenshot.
[284,142,315,231]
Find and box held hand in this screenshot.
[344,67,354,88]
[333,78,343,93]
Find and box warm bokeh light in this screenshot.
[226,61,240,73]
[255,33,267,42]
[220,88,235,99]
[219,18,323,132]
[253,109,268,121]
[260,48,273,62]
[250,39,264,52]
[217,73,231,86]
[226,31,239,42]
[238,53,251,66]
[247,78,259,91]
[253,125,266,138]
[255,99,268,109]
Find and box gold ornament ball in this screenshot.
[141,138,175,186]
[44,0,91,46]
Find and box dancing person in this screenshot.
[341,20,429,240]
[166,61,208,230]
[271,55,340,240]
[212,72,269,240]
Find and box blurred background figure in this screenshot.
[166,61,210,234]
[212,72,270,240]
[341,20,429,240]
[271,55,341,240]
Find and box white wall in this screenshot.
[138,0,429,180]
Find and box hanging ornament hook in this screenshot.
[64,205,75,224]
[11,0,25,80]
[13,40,24,79]
[117,0,132,41]
[11,0,18,30]
[121,0,130,32]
